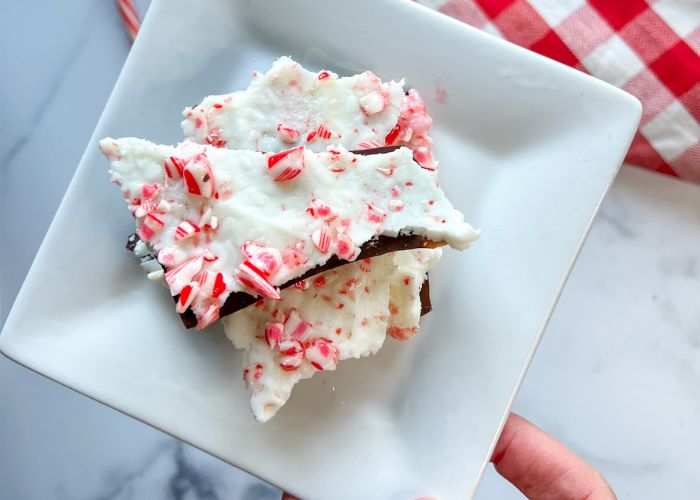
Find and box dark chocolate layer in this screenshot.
[179,234,442,328]
[419,277,432,316]
[349,145,402,155]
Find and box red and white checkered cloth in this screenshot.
[117,0,700,183]
[418,0,700,183]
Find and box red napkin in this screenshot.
[420,0,700,183]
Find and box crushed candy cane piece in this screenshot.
[139,213,165,240]
[306,198,333,218]
[264,322,284,349]
[164,156,186,179]
[365,203,387,223]
[278,339,304,371]
[197,302,220,330]
[414,147,434,170]
[211,272,226,298]
[165,256,203,295]
[356,139,383,149]
[198,206,212,226]
[283,309,312,342]
[157,247,177,267]
[305,338,339,371]
[267,146,305,182]
[241,242,282,276]
[384,124,402,145]
[176,282,200,313]
[335,233,357,260]
[205,127,227,148]
[306,124,338,142]
[311,229,331,254]
[202,248,218,262]
[183,153,215,197]
[141,184,159,199]
[195,270,226,298]
[236,260,281,299]
[276,123,300,143]
[174,220,200,242]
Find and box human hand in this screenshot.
[490,412,615,499]
[282,412,615,500]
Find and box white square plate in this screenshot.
[0,0,640,498]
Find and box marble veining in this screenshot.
[2,1,700,499]
[93,441,278,500]
[1,2,96,174]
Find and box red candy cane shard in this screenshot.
[283,309,313,342]
[141,184,159,199]
[205,127,227,148]
[211,272,226,298]
[139,213,164,240]
[174,221,201,242]
[306,198,333,218]
[176,282,200,313]
[335,233,357,261]
[236,260,281,299]
[267,146,305,182]
[241,242,282,276]
[164,156,186,179]
[196,270,226,298]
[311,229,331,254]
[305,338,339,371]
[196,302,220,330]
[202,249,218,262]
[183,154,215,197]
[317,70,331,80]
[264,322,284,349]
[356,139,382,149]
[365,203,387,223]
[306,124,338,142]
[276,123,301,144]
[278,340,304,371]
[385,124,401,145]
[165,256,203,295]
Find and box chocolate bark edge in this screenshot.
[349,145,402,155]
[179,234,443,328]
[419,277,432,316]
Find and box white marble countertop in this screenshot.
[2,2,699,499]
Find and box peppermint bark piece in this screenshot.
[101,138,477,329]
[182,56,437,169]
[224,249,441,422]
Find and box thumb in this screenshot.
[491,413,616,499]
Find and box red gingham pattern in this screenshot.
[422,0,700,183]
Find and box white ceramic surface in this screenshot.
[0,0,640,498]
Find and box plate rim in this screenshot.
[0,0,642,497]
